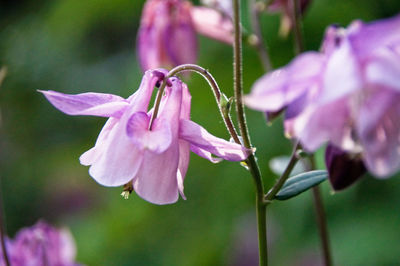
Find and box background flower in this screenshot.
[245,14,400,179]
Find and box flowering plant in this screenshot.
[0,0,399,265]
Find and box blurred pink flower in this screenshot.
[191,6,234,44]
[245,14,400,178]
[267,0,311,37]
[137,0,233,71]
[137,0,197,71]
[41,69,249,204]
[1,221,78,266]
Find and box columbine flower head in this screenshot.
[137,0,234,72]
[137,0,197,71]
[245,14,400,185]
[1,221,78,266]
[41,69,249,204]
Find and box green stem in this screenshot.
[265,142,301,202]
[312,186,332,266]
[309,155,333,266]
[290,0,304,54]
[233,0,267,265]
[248,0,273,72]
[289,1,333,264]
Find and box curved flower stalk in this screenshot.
[0,221,79,266]
[137,0,234,71]
[245,14,400,186]
[40,69,250,205]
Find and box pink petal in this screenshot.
[133,76,184,205]
[191,7,233,44]
[80,118,118,166]
[179,119,250,161]
[133,146,180,205]
[190,144,223,163]
[357,89,400,177]
[176,84,192,199]
[348,14,400,59]
[320,39,362,104]
[79,70,167,187]
[86,118,144,187]
[39,90,129,118]
[165,12,197,66]
[294,97,354,152]
[365,47,400,91]
[244,52,324,111]
[126,112,172,154]
[177,140,190,199]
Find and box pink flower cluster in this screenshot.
[137,0,233,71]
[0,221,78,266]
[245,15,400,187]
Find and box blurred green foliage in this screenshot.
[1,0,400,265]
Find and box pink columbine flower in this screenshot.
[1,221,79,266]
[137,0,234,72]
[244,14,400,180]
[40,69,249,205]
[137,0,197,71]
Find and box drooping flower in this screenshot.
[137,0,197,71]
[244,14,400,182]
[40,69,249,204]
[0,221,79,266]
[137,0,234,72]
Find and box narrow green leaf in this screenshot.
[275,170,328,200]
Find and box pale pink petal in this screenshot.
[244,52,324,111]
[179,119,250,161]
[133,147,180,205]
[39,90,129,118]
[365,47,400,91]
[357,89,400,177]
[133,77,183,205]
[190,144,223,163]
[176,84,192,199]
[177,139,190,199]
[165,5,198,66]
[191,7,233,44]
[87,118,144,187]
[79,118,118,166]
[294,97,354,151]
[320,39,362,104]
[126,112,172,154]
[348,14,400,59]
[80,70,166,187]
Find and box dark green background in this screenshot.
[1,0,399,265]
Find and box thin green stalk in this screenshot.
[312,186,332,266]
[265,142,300,202]
[290,1,333,263]
[232,0,267,265]
[290,0,304,54]
[248,0,273,72]
[309,155,333,266]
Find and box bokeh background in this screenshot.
[1,0,400,265]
